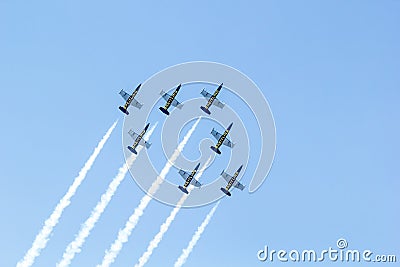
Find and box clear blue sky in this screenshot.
[1,1,399,266]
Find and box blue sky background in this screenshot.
[1,1,399,266]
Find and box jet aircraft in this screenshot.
[119,84,143,115]
[159,84,183,115]
[127,123,151,154]
[200,83,225,115]
[220,165,245,196]
[210,122,234,154]
[178,162,202,194]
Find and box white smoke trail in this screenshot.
[174,202,220,267]
[16,120,118,267]
[97,118,201,267]
[56,123,157,267]
[135,157,211,267]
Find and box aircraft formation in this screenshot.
[118,83,245,196]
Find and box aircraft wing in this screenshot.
[128,129,139,140]
[211,129,222,141]
[223,138,234,148]
[161,91,171,101]
[179,170,201,187]
[160,91,183,109]
[120,90,142,109]
[201,90,224,109]
[221,171,233,182]
[139,139,151,148]
[119,89,131,101]
[190,178,201,187]
[128,130,151,148]
[201,89,212,99]
[233,180,245,190]
[212,98,225,109]
[221,171,244,190]
[179,169,190,180]
[170,99,183,109]
[131,98,143,109]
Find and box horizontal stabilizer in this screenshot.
[210,146,221,155]
[119,106,129,115]
[159,106,170,115]
[127,146,137,154]
[178,185,189,194]
[220,187,231,196]
[200,106,211,115]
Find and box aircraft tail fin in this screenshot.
[220,187,231,196]
[119,106,129,115]
[127,146,137,154]
[159,106,170,115]
[200,106,211,115]
[210,146,221,155]
[178,186,189,194]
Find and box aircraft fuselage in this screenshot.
[205,83,222,109]
[183,163,200,188]
[164,84,181,110]
[216,123,232,148]
[226,166,242,190]
[131,123,149,150]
